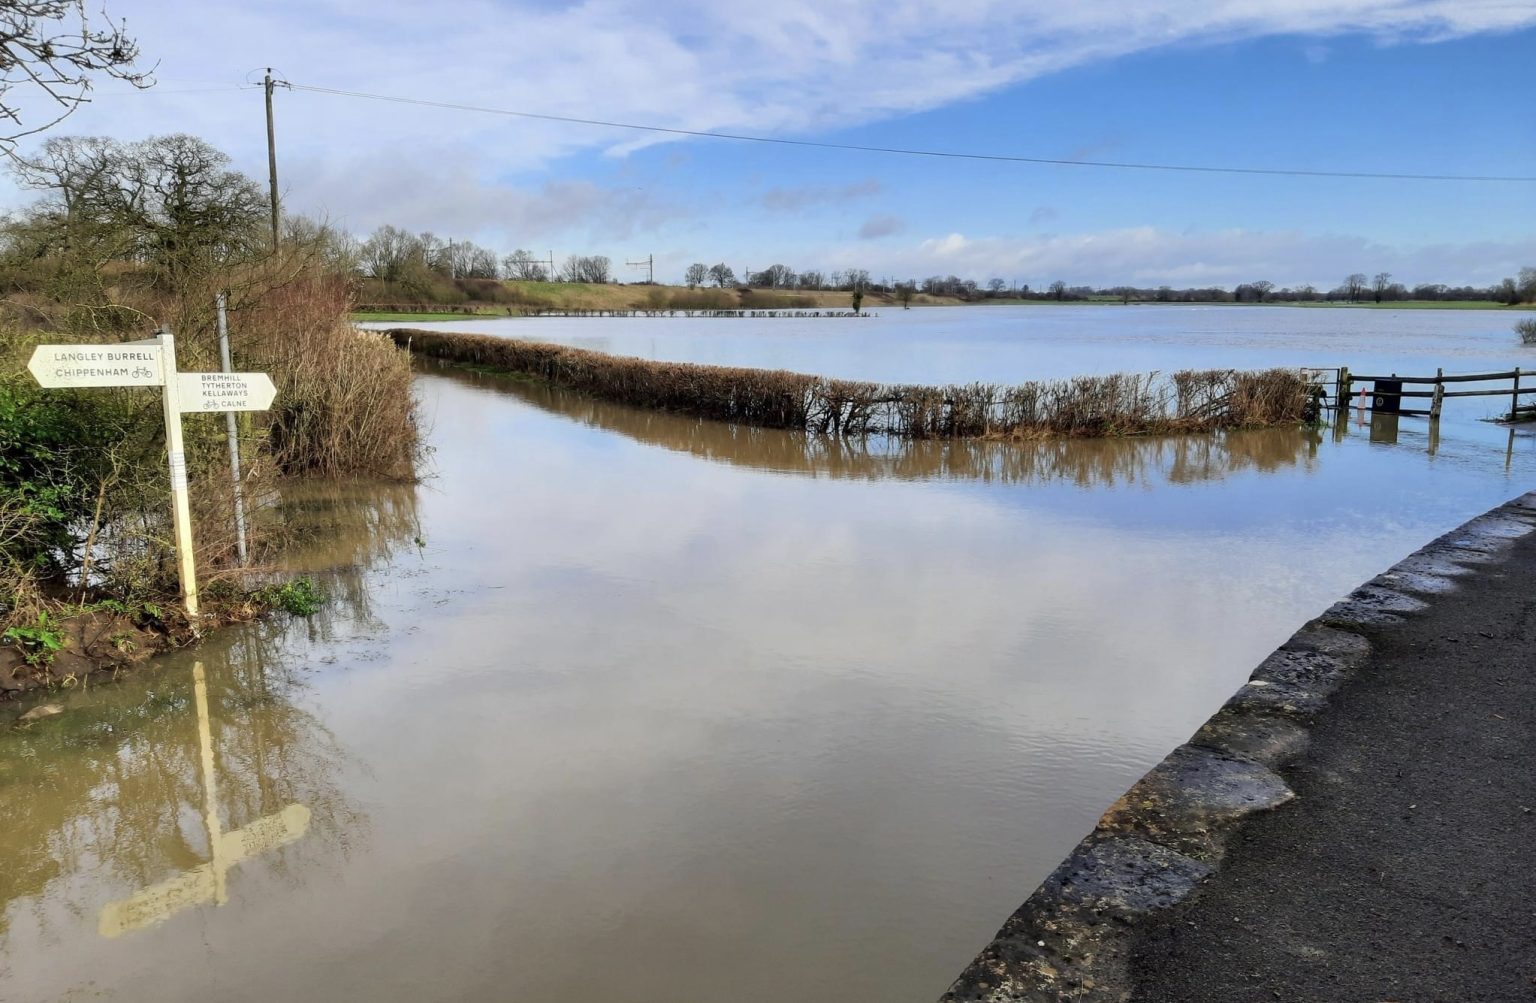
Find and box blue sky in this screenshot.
[6,0,1534,288]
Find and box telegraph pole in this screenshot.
[264,70,280,248]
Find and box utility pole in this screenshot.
[626,254,654,284]
[264,69,280,249]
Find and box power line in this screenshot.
[285,81,1536,184]
[89,86,254,97]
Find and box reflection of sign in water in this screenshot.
[98,662,309,938]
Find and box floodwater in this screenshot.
[382,303,1536,392]
[7,308,1536,1002]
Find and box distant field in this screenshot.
[351,288,1532,322]
[351,281,958,321]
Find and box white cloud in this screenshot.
[822,226,1536,288]
[22,2,1536,194]
[287,157,689,241]
[1,0,1529,261]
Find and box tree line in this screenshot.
[346,225,1536,307]
[894,269,1536,305]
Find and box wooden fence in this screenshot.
[1309,366,1535,421]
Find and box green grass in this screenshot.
[3,612,63,666]
[257,578,327,617]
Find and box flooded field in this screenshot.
[7,309,1536,1001]
[384,303,1536,391]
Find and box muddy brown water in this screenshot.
[4,358,1536,1001]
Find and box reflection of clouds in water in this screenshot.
[274,371,1465,1001]
[7,361,1535,1003]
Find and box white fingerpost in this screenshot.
[27,330,276,620]
[158,329,200,617]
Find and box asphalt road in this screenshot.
[1130,529,1536,1001]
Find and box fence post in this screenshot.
[1430,367,1444,421]
[1512,367,1522,422]
[1337,366,1350,413]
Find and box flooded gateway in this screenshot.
[5,344,1536,1001]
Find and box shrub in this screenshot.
[1516,318,1536,345]
[258,576,326,616]
[236,275,419,479]
[390,329,1311,440]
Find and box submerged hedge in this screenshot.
[388,328,1311,439]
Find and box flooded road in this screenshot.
[5,349,1536,1001]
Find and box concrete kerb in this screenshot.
[938,490,1536,1003]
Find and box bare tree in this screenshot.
[284,215,361,275]
[560,254,610,283]
[0,1,153,154]
[987,277,1006,295]
[109,135,265,285]
[751,263,795,288]
[1372,272,1392,304]
[1344,273,1368,303]
[683,262,707,288]
[416,232,446,275]
[502,249,547,281]
[797,269,824,290]
[1048,280,1067,301]
[465,244,499,279]
[1518,266,1536,303]
[707,262,735,287]
[360,225,423,283]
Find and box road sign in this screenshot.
[27,343,164,388]
[177,371,277,412]
[25,330,279,617]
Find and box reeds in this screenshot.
[243,277,418,479]
[391,329,1311,439]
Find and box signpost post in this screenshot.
[216,294,250,564]
[26,330,277,617]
